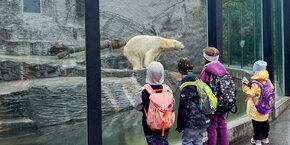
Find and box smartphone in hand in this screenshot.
[242,77,249,85]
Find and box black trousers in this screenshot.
[252,119,270,140]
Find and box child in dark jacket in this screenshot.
[176,58,210,145]
[199,47,230,145]
[134,61,174,145]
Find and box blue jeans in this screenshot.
[182,128,204,145]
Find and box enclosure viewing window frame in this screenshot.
[283,0,290,96]
[85,0,101,144]
[84,0,289,144]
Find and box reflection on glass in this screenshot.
[0,0,87,144]
[273,0,285,99]
[100,0,208,144]
[223,0,262,68]
[221,0,264,126]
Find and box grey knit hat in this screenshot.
[253,60,267,72]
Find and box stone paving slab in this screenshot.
[232,106,290,145]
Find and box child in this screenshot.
[134,61,174,145]
[199,47,230,145]
[242,60,273,145]
[176,58,210,145]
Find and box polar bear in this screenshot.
[123,35,184,70]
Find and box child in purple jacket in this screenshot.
[199,47,229,145]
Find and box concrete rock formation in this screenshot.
[0,0,85,56]
[100,0,207,70]
[100,37,129,50]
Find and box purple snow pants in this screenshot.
[205,114,229,145]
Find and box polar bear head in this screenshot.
[160,39,184,52]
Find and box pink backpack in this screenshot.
[144,84,175,136]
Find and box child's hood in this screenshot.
[205,62,227,77]
[251,70,269,81]
[146,62,164,85]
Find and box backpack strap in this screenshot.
[245,80,263,106]
[144,84,168,94]
[250,81,259,106]
[251,97,258,106]
[226,102,238,118]
[252,80,272,87]
[179,81,197,91]
[252,80,263,88]
[231,104,238,113]
[245,97,249,102]
[251,80,265,106]
[143,107,148,117]
[245,80,262,103]
[162,84,169,92]
[144,84,154,95]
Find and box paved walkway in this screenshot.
[233,106,290,145]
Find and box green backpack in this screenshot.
[180,79,217,115]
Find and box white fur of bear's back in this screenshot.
[123,35,162,57]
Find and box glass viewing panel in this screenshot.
[273,0,285,99]
[221,0,264,122]
[223,0,263,68]
[99,0,208,144]
[0,0,87,144]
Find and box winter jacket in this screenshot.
[242,70,274,122]
[134,84,173,134]
[199,61,227,83]
[176,73,210,132]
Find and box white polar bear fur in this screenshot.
[123,35,184,70]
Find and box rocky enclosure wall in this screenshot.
[0,60,85,81]
[100,0,208,70]
[0,0,85,56]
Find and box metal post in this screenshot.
[208,0,223,62]
[240,0,244,68]
[227,11,231,65]
[85,0,102,144]
[262,0,274,82]
[262,0,275,119]
[284,0,290,96]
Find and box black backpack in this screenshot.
[209,74,237,116]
